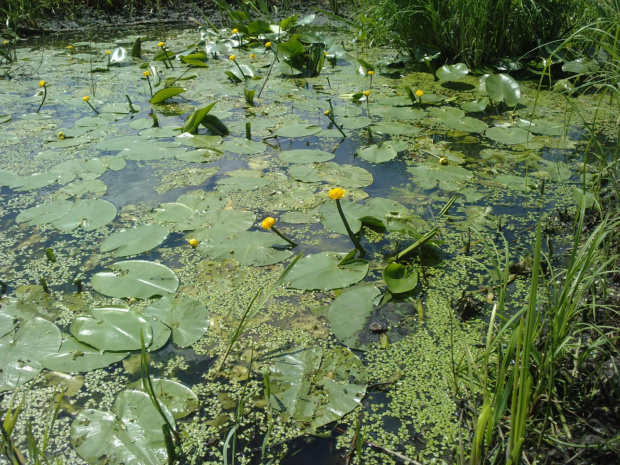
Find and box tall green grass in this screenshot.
[357,0,591,66]
[457,205,620,464]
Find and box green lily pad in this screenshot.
[371,122,420,135]
[91,260,179,299]
[198,231,292,266]
[276,123,322,138]
[100,224,170,257]
[181,209,255,234]
[383,263,419,294]
[41,337,129,373]
[408,164,474,190]
[216,170,272,191]
[495,174,538,191]
[71,306,153,351]
[0,314,17,338]
[131,378,199,419]
[54,179,108,199]
[0,317,62,391]
[485,126,532,145]
[286,252,369,290]
[144,294,209,348]
[16,200,73,226]
[289,162,373,188]
[52,199,117,231]
[10,172,70,191]
[436,63,469,82]
[328,284,381,350]
[279,149,334,164]
[150,86,186,104]
[484,73,521,107]
[268,346,368,430]
[220,138,266,154]
[443,116,488,133]
[176,148,224,163]
[0,170,19,186]
[71,390,175,465]
[356,142,398,163]
[151,203,195,224]
[460,98,489,112]
[515,118,565,136]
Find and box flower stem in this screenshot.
[335,199,366,257]
[271,227,298,248]
[86,101,99,115]
[146,75,153,97]
[36,86,47,113]
[233,59,246,80]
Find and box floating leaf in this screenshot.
[71,390,174,465]
[91,260,179,299]
[16,200,73,226]
[286,252,368,290]
[144,294,209,348]
[132,379,199,419]
[268,347,367,430]
[289,162,373,188]
[279,149,334,164]
[460,98,489,112]
[198,231,292,266]
[150,87,186,104]
[328,284,381,350]
[383,263,418,294]
[485,126,532,145]
[356,142,397,163]
[100,225,170,257]
[0,170,18,186]
[0,317,62,391]
[52,199,117,231]
[71,307,153,351]
[220,138,265,154]
[276,123,322,138]
[41,337,129,373]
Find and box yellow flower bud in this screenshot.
[363,90,370,96]
[188,238,199,248]
[439,157,448,165]
[232,28,238,34]
[39,80,46,87]
[328,187,346,200]
[324,110,330,116]
[158,42,165,47]
[368,70,374,75]
[58,132,65,140]
[229,54,236,61]
[265,42,272,48]
[82,95,90,102]
[261,217,276,230]
[67,45,73,50]
[250,53,256,59]
[105,50,111,55]
[3,41,8,45]
[143,70,150,77]
[324,51,328,56]
[415,89,424,98]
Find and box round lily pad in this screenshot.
[144,294,209,348]
[130,379,199,419]
[485,126,532,145]
[91,260,179,299]
[198,231,292,266]
[100,224,170,257]
[279,149,335,164]
[356,142,398,163]
[328,284,381,350]
[268,346,368,430]
[71,390,175,465]
[52,199,117,231]
[286,252,369,290]
[41,337,129,373]
[276,123,322,138]
[70,306,153,351]
[0,317,62,391]
[16,200,73,226]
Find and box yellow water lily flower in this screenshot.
[158,42,165,47]
[39,80,46,87]
[324,110,330,116]
[229,54,236,61]
[261,217,276,229]
[250,53,256,59]
[329,187,346,200]
[58,132,65,140]
[188,238,199,248]
[363,90,370,96]
[67,45,73,50]
[439,157,448,165]
[415,89,424,98]
[232,28,238,34]
[265,42,272,48]
[82,95,90,102]
[3,41,8,45]
[368,70,374,75]
[143,70,150,77]
[105,50,111,55]
[324,51,328,56]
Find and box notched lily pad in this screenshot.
[100,224,170,257]
[144,294,209,348]
[286,252,369,290]
[91,260,179,299]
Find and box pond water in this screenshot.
[0,15,612,465]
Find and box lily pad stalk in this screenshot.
[329,188,366,257]
[261,217,298,247]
